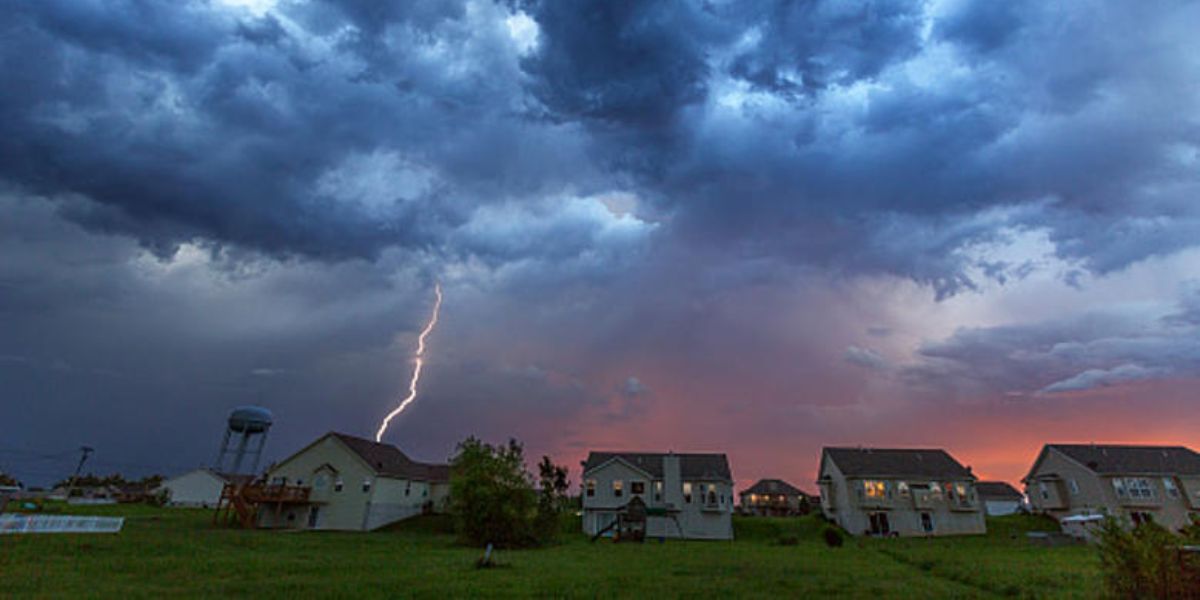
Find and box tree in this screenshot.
[449,437,541,548]
[0,472,21,488]
[1096,517,1200,598]
[535,455,570,541]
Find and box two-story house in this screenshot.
[253,432,450,531]
[817,447,986,537]
[580,451,734,540]
[1023,444,1200,530]
[739,478,813,516]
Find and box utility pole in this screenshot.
[64,446,94,502]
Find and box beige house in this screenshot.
[817,447,986,537]
[976,481,1024,516]
[1023,444,1200,531]
[581,452,734,540]
[159,469,252,508]
[257,432,450,531]
[739,479,813,516]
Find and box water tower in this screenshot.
[214,405,273,475]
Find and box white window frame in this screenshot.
[1163,478,1180,499]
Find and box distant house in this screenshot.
[581,452,734,540]
[158,469,254,508]
[253,432,450,531]
[817,447,986,537]
[738,479,813,516]
[976,481,1024,516]
[1023,444,1200,531]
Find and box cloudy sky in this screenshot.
[2,0,1199,490]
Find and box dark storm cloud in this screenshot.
[903,286,1200,396]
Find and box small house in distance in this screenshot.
[581,451,734,540]
[817,447,986,537]
[228,432,449,531]
[976,481,1024,516]
[738,479,813,516]
[159,469,253,508]
[1023,443,1200,531]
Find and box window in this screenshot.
[1112,479,1126,497]
[707,484,717,505]
[585,479,596,497]
[613,480,623,498]
[863,480,886,499]
[654,481,663,502]
[1068,479,1079,495]
[362,479,372,493]
[683,482,693,503]
[1125,478,1154,499]
[405,482,411,497]
[631,481,645,495]
[295,479,304,486]
[1163,478,1180,499]
[929,482,943,499]
[920,512,934,533]
[954,483,968,499]
[897,481,910,498]
[314,475,327,489]
[334,478,344,492]
[1040,482,1050,500]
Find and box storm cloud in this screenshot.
[3,0,1200,488]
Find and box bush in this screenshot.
[1096,517,1200,599]
[448,437,568,549]
[823,527,844,548]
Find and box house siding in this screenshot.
[581,456,734,540]
[160,470,225,508]
[258,436,376,531]
[819,452,985,537]
[1026,446,1200,531]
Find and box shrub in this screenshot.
[448,437,569,548]
[1095,517,1200,599]
[823,527,844,548]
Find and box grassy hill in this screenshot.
[0,505,1099,598]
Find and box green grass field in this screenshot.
[0,505,1100,598]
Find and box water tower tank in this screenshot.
[214,405,273,475]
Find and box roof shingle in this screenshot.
[740,478,809,497]
[582,452,732,481]
[1050,444,1200,476]
[332,433,450,482]
[823,447,974,480]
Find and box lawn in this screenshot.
[0,505,1100,598]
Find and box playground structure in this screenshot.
[590,497,685,543]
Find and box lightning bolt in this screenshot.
[375,283,443,442]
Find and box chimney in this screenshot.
[663,452,682,508]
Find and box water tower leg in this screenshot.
[249,431,268,475]
[215,429,232,472]
[231,432,250,474]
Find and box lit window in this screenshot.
[954,483,968,501]
[897,482,910,497]
[1164,478,1180,498]
[631,481,645,495]
[863,481,886,498]
[613,480,623,497]
[654,481,663,502]
[585,479,596,497]
[683,482,693,503]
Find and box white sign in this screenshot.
[0,514,125,534]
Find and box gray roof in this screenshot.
[582,452,732,481]
[823,447,974,480]
[1051,444,1200,476]
[332,433,450,482]
[741,478,810,497]
[975,481,1023,501]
